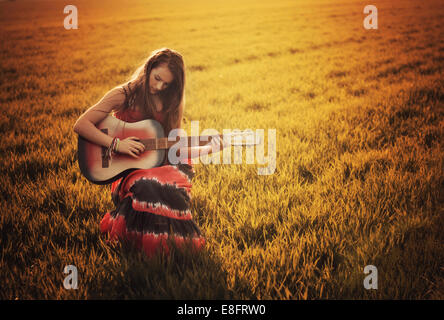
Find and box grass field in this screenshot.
[0,0,443,299]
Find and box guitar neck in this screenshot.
[141,135,223,151]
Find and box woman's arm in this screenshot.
[175,93,228,160]
[73,87,123,148]
[73,87,145,158]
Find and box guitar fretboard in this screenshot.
[141,135,222,151]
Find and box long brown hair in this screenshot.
[119,48,185,135]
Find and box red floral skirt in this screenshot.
[100,161,205,257]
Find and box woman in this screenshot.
[74,48,225,257]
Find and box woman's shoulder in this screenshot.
[85,86,125,116]
[104,85,127,99]
[103,83,131,113]
[100,85,126,105]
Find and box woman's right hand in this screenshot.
[116,136,145,158]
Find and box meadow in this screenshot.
[0,0,443,299]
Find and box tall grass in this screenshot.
[0,0,442,299]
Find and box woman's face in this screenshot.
[149,63,174,95]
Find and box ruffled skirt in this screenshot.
[100,162,205,257]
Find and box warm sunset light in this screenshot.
[0,0,442,302]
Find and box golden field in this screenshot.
[0,0,443,299]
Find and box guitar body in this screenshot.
[77,116,165,185]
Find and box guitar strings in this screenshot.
[88,110,256,151]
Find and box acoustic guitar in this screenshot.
[77,115,260,184]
